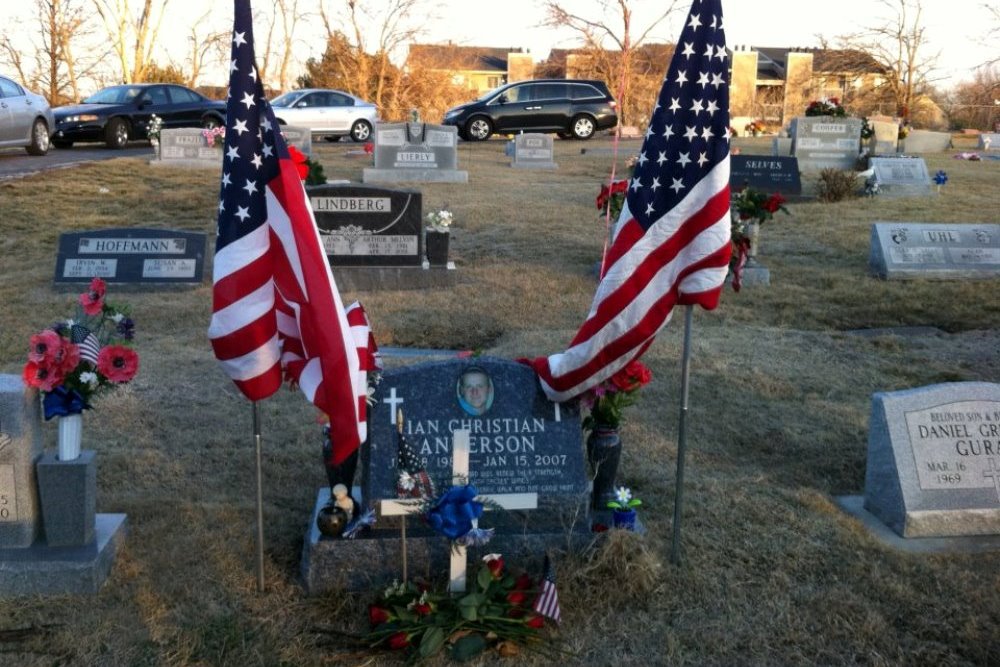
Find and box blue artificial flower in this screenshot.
[934,170,948,185]
[42,386,90,420]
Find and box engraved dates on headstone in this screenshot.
[54,228,207,284]
[729,155,801,195]
[791,116,862,171]
[870,157,931,197]
[869,222,1000,280]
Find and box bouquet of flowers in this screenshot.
[805,97,846,117]
[581,360,653,431]
[364,554,557,662]
[147,114,163,143]
[426,209,453,233]
[596,179,629,222]
[729,186,789,291]
[287,145,326,185]
[201,125,225,147]
[744,120,765,136]
[608,486,642,513]
[22,278,139,419]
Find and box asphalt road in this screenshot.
[0,143,153,180]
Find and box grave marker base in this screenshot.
[363,169,468,184]
[332,265,456,291]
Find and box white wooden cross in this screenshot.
[380,429,538,592]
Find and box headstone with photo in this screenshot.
[301,357,590,593]
[870,157,932,197]
[364,122,468,183]
[869,222,1000,280]
[54,228,206,286]
[150,128,221,169]
[900,130,952,153]
[790,116,863,171]
[868,120,899,155]
[730,155,802,197]
[863,382,1000,538]
[511,133,558,169]
[978,133,999,151]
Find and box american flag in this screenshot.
[208,0,368,465]
[533,554,561,624]
[531,0,732,402]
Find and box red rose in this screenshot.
[763,194,786,213]
[610,360,652,393]
[96,345,139,383]
[506,607,526,619]
[368,605,390,626]
[363,141,374,155]
[287,145,309,180]
[483,554,504,578]
[413,602,432,616]
[526,615,545,629]
[514,573,533,590]
[506,591,526,606]
[28,330,62,364]
[388,632,410,650]
[610,179,628,194]
[79,278,106,315]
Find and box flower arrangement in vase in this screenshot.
[201,125,225,147]
[729,185,789,291]
[22,278,139,460]
[288,145,326,185]
[744,119,766,136]
[805,97,847,117]
[425,209,453,265]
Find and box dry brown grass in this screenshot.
[0,136,998,666]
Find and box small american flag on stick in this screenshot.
[533,554,561,624]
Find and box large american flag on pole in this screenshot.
[208,0,370,465]
[530,0,731,402]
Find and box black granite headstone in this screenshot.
[730,155,802,196]
[54,228,206,285]
[308,184,422,267]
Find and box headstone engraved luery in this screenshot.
[511,133,558,170]
[729,155,802,197]
[790,116,863,171]
[870,157,932,197]
[864,382,1000,537]
[869,222,1000,280]
[151,128,222,169]
[301,358,590,593]
[54,228,207,285]
[364,122,468,183]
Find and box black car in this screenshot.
[442,79,618,141]
[52,84,226,149]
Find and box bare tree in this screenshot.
[983,3,1000,68]
[91,0,171,83]
[542,0,682,125]
[184,10,229,88]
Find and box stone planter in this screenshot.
[36,450,96,547]
[425,231,450,266]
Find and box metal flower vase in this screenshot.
[586,426,621,510]
[57,413,83,461]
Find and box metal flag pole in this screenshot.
[671,306,694,566]
[252,401,265,592]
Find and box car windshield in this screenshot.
[477,85,508,101]
[270,92,300,108]
[82,86,144,104]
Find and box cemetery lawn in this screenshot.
[1,136,998,666]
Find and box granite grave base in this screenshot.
[301,488,593,595]
[36,450,96,547]
[0,513,127,596]
[362,168,468,184]
[148,158,221,170]
[333,264,456,291]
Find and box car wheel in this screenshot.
[466,116,492,141]
[105,117,129,149]
[570,115,596,140]
[53,139,73,149]
[25,119,50,156]
[350,120,372,142]
[202,116,222,129]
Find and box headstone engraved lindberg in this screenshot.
[363,122,468,183]
[511,133,558,170]
[150,128,222,169]
[870,157,932,197]
[869,222,1000,280]
[729,155,802,196]
[864,382,1000,537]
[0,376,43,549]
[790,116,862,171]
[54,228,207,285]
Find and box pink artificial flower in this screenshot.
[96,346,139,383]
[22,360,63,392]
[79,278,106,315]
[54,340,81,375]
[28,329,62,364]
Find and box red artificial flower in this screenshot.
[287,145,309,180]
[506,591,526,607]
[368,605,390,626]
[483,554,504,579]
[387,632,410,650]
[763,193,786,213]
[79,277,106,315]
[525,614,545,629]
[610,360,653,393]
[506,607,526,619]
[363,141,374,155]
[609,179,628,195]
[514,573,533,590]
[829,97,840,106]
[96,345,139,383]
[22,360,63,392]
[54,339,81,375]
[412,602,432,616]
[28,330,62,364]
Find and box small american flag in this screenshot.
[70,324,101,364]
[533,554,561,624]
[208,0,367,465]
[530,0,731,402]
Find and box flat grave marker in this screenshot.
[870,157,932,197]
[54,228,206,285]
[511,133,557,170]
[869,222,1000,280]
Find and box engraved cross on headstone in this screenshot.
[380,429,538,593]
[982,458,1000,502]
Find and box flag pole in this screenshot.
[670,306,694,565]
[252,401,265,591]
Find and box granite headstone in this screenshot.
[900,130,952,153]
[54,228,207,285]
[511,133,558,170]
[791,116,862,171]
[868,120,899,155]
[730,155,801,196]
[771,137,792,157]
[280,125,313,156]
[978,133,999,151]
[870,157,932,197]
[0,376,42,549]
[864,382,1000,537]
[364,122,468,183]
[869,222,1000,280]
[151,128,222,169]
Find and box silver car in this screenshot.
[269,89,378,142]
[0,74,54,155]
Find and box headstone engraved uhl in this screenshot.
[364,122,468,183]
[864,382,1000,537]
[790,116,862,171]
[729,155,802,196]
[870,157,932,197]
[869,222,1000,280]
[511,133,558,170]
[54,228,207,285]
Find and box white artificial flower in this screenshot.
[615,486,632,504]
[398,471,415,491]
[482,553,502,563]
[79,372,99,388]
[111,313,125,324]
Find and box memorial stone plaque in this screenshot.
[864,382,1000,537]
[900,130,951,153]
[279,125,312,156]
[362,357,588,507]
[0,375,43,549]
[54,228,207,285]
[364,122,468,183]
[978,133,999,151]
[511,133,557,169]
[870,157,932,197]
[730,155,801,195]
[308,184,422,267]
[791,116,862,171]
[868,119,899,155]
[151,128,222,169]
[869,222,1000,280]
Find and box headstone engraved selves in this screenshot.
[868,120,899,155]
[869,222,1000,280]
[869,157,932,197]
[0,375,127,596]
[790,116,863,171]
[864,382,1000,537]
[364,122,468,183]
[978,133,999,151]
[511,133,558,170]
[54,228,207,285]
[729,155,802,197]
[900,130,951,153]
[301,358,590,593]
[279,125,312,156]
[150,128,221,169]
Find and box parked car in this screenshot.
[0,74,54,155]
[52,83,226,149]
[269,89,379,142]
[442,79,618,141]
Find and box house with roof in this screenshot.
[405,44,534,96]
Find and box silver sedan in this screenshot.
[0,74,54,155]
[269,88,379,142]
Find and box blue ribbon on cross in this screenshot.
[426,484,483,540]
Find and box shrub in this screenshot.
[817,168,858,202]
